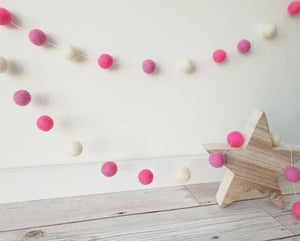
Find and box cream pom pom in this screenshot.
[175,167,191,183]
[262,24,277,39]
[0,56,8,73]
[178,58,194,73]
[68,141,83,156]
[63,45,79,61]
[271,132,281,146]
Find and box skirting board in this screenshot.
[0,154,226,204]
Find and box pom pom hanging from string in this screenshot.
[227,131,244,147]
[175,167,191,183]
[0,7,11,25]
[29,29,48,46]
[68,141,83,157]
[0,56,8,73]
[142,59,156,74]
[212,49,227,63]
[262,24,277,39]
[13,90,31,106]
[138,169,154,185]
[37,115,54,132]
[101,161,118,177]
[237,39,251,53]
[98,54,113,69]
[288,1,300,15]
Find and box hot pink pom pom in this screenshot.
[29,29,47,46]
[101,161,118,177]
[284,167,300,183]
[98,54,113,69]
[293,201,300,218]
[37,115,54,132]
[237,39,251,53]
[209,152,226,168]
[138,169,153,185]
[142,59,156,74]
[13,90,31,106]
[288,1,300,15]
[227,131,244,147]
[212,49,227,63]
[0,7,11,25]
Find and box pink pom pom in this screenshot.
[284,167,300,183]
[98,54,113,69]
[227,131,244,147]
[209,152,226,168]
[293,201,300,218]
[29,29,47,46]
[237,39,251,53]
[0,7,11,25]
[138,169,153,185]
[288,1,300,15]
[142,59,156,74]
[212,49,227,63]
[37,115,54,132]
[101,161,118,177]
[13,90,31,106]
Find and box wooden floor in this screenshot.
[0,177,300,241]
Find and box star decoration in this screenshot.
[203,110,300,209]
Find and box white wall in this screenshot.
[0,0,299,203]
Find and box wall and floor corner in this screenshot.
[0,0,299,203]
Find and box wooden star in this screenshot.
[203,110,300,209]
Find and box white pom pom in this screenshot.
[175,167,191,183]
[271,132,281,146]
[63,45,79,61]
[0,56,8,73]
[262,24,277,39]
[68,141,83,157]
[178,58,194,73]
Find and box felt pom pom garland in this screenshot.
[1,3,300,218]
[3,3,298,75]
[0,2,299,72]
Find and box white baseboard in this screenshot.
[0,154,225,204]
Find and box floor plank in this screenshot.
[0,186,198,232]
[0,200,292,241]
[254,194,300,236]
[270,235,300,241]
[186,175,300,206]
